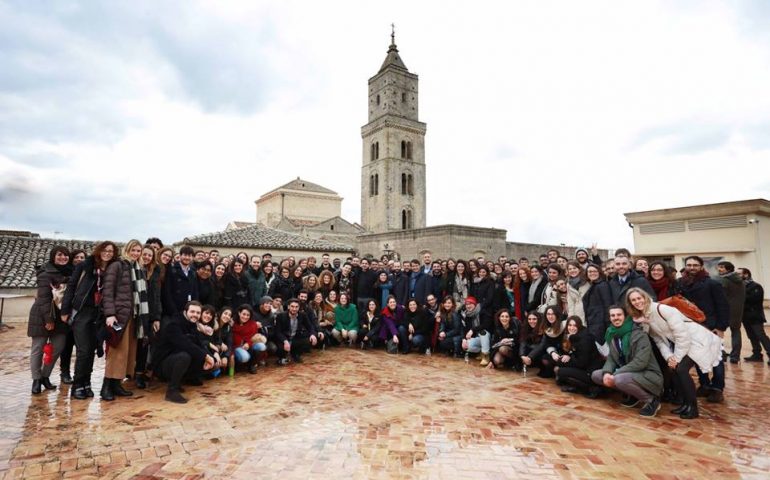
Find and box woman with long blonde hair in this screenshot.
[625,287,722,419]
[101,239,147,401]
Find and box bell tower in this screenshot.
[361,27,427,233]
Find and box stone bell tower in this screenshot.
[361,27,427,233]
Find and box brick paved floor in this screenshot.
[1,324,769,479]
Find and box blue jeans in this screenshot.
[234,343,267,363]
[696,360,725,392]
[411,334,428,350]
[463,332,491,354]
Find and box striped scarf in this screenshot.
[129,261,150,339]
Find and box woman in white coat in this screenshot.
[625,287,722,419]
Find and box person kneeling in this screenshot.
[152,301,216,403]
[232,304,267,374]
[275,298,318,364]
[591,305,663,417]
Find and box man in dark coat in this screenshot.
[274,298,318,364]
[390,262,409,306]
[355,258,378,312]
[608,255,655,305]
[162,245,198,317]
[739,268,770,364]
[152,301,214,403]
[677,255,729,403]
[717,261,746,364]
[409,259,431,305]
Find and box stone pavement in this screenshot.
[1,324,769,479]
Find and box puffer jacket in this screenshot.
[102,260,134,328]
[641,303,722,373]
[28,263,70,337]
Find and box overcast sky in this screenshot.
[2,0,769,250]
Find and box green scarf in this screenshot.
[604,316,633,358]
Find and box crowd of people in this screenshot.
[27,239,769,419]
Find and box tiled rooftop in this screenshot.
[182,223,354,252]
[0,236,98,288]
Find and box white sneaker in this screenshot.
[425,348,431,356]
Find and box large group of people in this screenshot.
[27,239,769,419]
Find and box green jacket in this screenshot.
[334,304,359,331]
[602,325,663,396]
[245,268,266,307]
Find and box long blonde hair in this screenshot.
[625,287,653,318]
[121,239,143,263]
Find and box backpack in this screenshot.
[659,294,706,323]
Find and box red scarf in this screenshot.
[648,276,670,301]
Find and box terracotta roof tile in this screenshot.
[0,236,99,288]
[182,224,354,252]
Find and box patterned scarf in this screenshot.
[129,261,150,339]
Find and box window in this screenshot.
[374,173,379,195]
[371,142,379,161]
[401,209,413,230]
[401,173,407,195]
[330,225,334,231]
[401,140,406,159]
[407,174,414,196]
[369,175,374,197]
[406,141,413,160]
[376,94,380,105]
[401,92,406,102]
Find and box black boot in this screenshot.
[60,372,73,384]
[40,377,57,390]
[165,387,187,404]
[135,373,147,389]
[32,379,42,394]
[112,379,133,397]
[679,402,699,419]
[100,379,115,401]
[84,384,95,397]
[71,385,87,400]
[671,403,688,414]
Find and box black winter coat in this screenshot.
[609,270,655,305]
[526,279,547,314]
[470,277,496,314]
[406,309,433,336]
[677,276,730,331]
[391,272,410,306]
[743,280,766,324]
[28,263,70,337]
[152,312,208,376]
[274,312,318,343]
[61,256,102,315]
[562,329,604,372]
[581,280,613,345]
[163,262,198,316]
[224,273,250,309]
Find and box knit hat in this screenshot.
[260,296,273,305]
[465,296,477,306]
[575,248,589,257]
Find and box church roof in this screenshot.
[182,224,354,253]
[277,177,337,195]
[379,33,408,73]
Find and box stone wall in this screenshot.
[185,244,354,263]
[506,242,611,264]
[355,224,508,261]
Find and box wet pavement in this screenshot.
[1,323,769,479]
